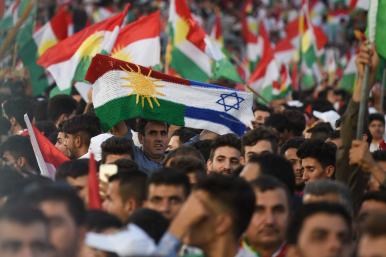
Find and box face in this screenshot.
[358,235,386,257]
[145,184,187,220]
[139,122,168,161]
[55,132,70,157]
[284,148,304,186]
[63,133,78,159]
[253,110,270,128]
[102,181,128,223]
[167,135,181,152]
[302,157,333,183]
[39,201,82,257]
[296,214,352,257]
[2,151,21,171]
[244,140,273,162]
[239,163,261,181]
[245,188,289,250]
[369,120,385,141]
[207,146,242,176]
[358,200,386,223]
[0,221,53,257]
[66,176,89,206]
[104,154,132,164]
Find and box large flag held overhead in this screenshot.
[37,5,129,90]
[111,11,160,67]
[372,0,386,60]
[86,54,253,136]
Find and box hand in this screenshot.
[349,140,375,172]
[355,42,379,79]
[87,88,93,104]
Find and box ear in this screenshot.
[124,198,137,215]
[206,159,213,174]
[214,214,233,236]
[138,132,144,145]
[325,165,335,178]
[75,134,82,148]
[239,156,245,166]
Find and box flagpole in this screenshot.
[380,68,386,114]
[246,84,269,105]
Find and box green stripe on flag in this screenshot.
[171,47,210,82]
[95,95,186,131]
[303,45,317,68]
[375,1,386,59]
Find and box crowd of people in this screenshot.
[1,0,386,257]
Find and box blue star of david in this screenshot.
[216,92,245,112]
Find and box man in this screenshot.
[358,212,386,257]
[145,168,190,220]
[287,203,353,257]
[24,184,86,257]
[55,125,71,157]
[2,97,34,135]
[252,103,271,129]
[207,134,243,176]
[101,136,134,164]
[102,170,147,223]
[55,159,89,205]
[280,137,306,192]
[357,191,386,226]
[62,114,101,159]
[242,175,291,257]
[158,174,255,257]
[0,135,39,176]
[368,113,385,152]
[242,127,278,162]
[47,95,77,128]
[297,139,336,183]
[0,205,53,257]
[134,119,169,174]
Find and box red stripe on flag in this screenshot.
[88,153,101,209]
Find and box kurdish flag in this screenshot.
[86,54,253,136]
[37,5,129,90]
[338,54,356,92]
[372,0,386,59]
[111,11,160,67]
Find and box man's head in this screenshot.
[358,191,386,225]
[168,156,206,186]
[297,139,336,183]
[62,114,101,159]
[145,168,190,220]
[101,136,133,164]
[164,145,205,167]
[0,205,53,257]
[287,203,353,257]
[0,135,39,175]
[2,97,34,135]
[358,213,386,257]
[24,184,86,257]
[54,126,70,157]
[55,159,89,205]
[245,175,291,252]
[184,174,255,247]
[207,134,243,176]
[242,127,278,162]
[368,113,385,141]
[167,128,196,151]
[303,180,353,215]
[103,171,147,223]
[47,95,77,128]
[137,119,168,162]
[280,137,306,190]
[252,103,271,128]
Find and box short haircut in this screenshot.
[101,136,133,163]
[283,110,306,137]
[0,204,48,226]
[35,121,57,138]
[56,159,89,180]
[137,119,168,135]
[168,156,206,178]
[253,102,272,113]
[0,166,25,197]
[192,139,213,162]
[113,159,140,173]
[61,114,101,145]
[171,128,197,144]
[128,208,170,244]
[24,183,86,226]
[109,171,148,205]
[147,168,191,197]
[297,139,336,168]
[250,175,291,206]
[248,153,295,194]
[265,113,288,133]
[0,135,39,172]
[195,174,255,239]
[307,122,333,141]
[2,97,34,129]
[368,113,385,126]
[164,145,205,165]
[47,94,77,123]
[304,180,353,215]
[372,150,386,162]
[360,191,386,207]
[241,127,278,154]
[287,202,352,245]
[209,133,241,160]
[85,210,122,232]
[280,137,306,156]
[360,212,386,238]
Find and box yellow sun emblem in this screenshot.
[111,44,132,62]
[121,64,165,109]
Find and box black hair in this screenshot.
[113,158,141,173]
[248,153,295,194]
[284,110,306,137]
[0,165,25,197]
[297,139,336,168]
[241,127,278,154]
[109,171,148,206]
[209,133,241,160]
[372,150,386,162]
[137,119,168,135]
[171,128,197,144]
[368,113,385,126]
[164,145,205,165]
[85,210,122,232]
[280,137,306,156]
[307,122,333,141]
[250,175,291,207]
[56,159,89,180]
[195,174,255,239]
[287,202,352,245]
[127,208,170,244]
[264,113,288,133]
[2,97,34,129]
[61,114,101,147]
[168,156,206,178]
[35,121,57,138]
[101,136,134,164]
[192,139,213,162]
[47,94,77,123]
[360,191,386,206]
[253,102,272,113]
[0,204,48,226]
[147,168,191,197]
